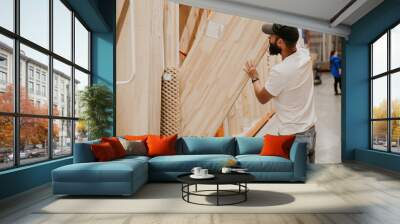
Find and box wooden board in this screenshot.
[179,13,269,136]
[163,0,180,68]
[116,0,164,135]
[223,54,281,136]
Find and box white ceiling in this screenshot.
[169,0,384,37]
[225,0,352,22]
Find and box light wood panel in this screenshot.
[223,54,281,136]
[179,13,269,136]
[163,0,179,68]
[179,7,207,64]
[116,0,164,135]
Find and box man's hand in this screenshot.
[243,60,259,79]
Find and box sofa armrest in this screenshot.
[73,140,100,163]
[289,141,307,182]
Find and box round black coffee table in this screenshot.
[177,173,255,206]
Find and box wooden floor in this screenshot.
[1,162,400,224]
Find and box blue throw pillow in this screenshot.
[235,137,263,155]
[178,137,236,155]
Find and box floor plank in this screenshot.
[1,163,400,224]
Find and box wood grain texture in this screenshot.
[179,7,204,64]
[116,0,164,135]
[163,0,179,68]
[116,0,130,44]
[223,54,281,136]
[179,13,269,136]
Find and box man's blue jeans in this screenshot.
[295,126,316,163]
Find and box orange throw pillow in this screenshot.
[91,142,117,161]
[260,134,296,159]
[101,137,127,158]
[124,135,148,142]
[146,134,177,157]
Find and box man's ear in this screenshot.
[277,38,284,49]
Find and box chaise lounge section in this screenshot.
[52,137,307,196]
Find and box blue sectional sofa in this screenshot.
[52,137,307,196]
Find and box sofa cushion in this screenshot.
[147,134,178,157]
[260,134,296,159]
[101,137,127,158]
[236,155,293,172]
[91,142,118,161]
[149,154,235,172]
[235,137,263,155]
[53,158,147,183]
[178,137,236,155]
[73,139,100,163]
[119,138,148,156]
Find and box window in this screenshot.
[28,67,34,80]
[0,72,6,85]
[53,59,72,117]
[20,0,49,49]
[0,0,91,170]
[0,0,14,31]
[370,23,400,153]
[74,18,90,70]
[53,0,72,60]
[28,81,34,94]
[0,34,14,113]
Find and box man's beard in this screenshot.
[269,42,281,55]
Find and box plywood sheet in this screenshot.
[179,13,269,136]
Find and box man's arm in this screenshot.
[243,60,274,104]
[252,79,273,104]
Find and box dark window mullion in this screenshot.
[13,0,20,167]
[71,10,76,155]
[370,44,373,149]
[49,0,54,160]
[388,30,391,152]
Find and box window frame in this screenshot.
[0,0,92,171]
[370,20,400,154]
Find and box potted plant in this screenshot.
[79,84,113,140]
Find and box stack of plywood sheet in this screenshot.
[116,0,164,135]
[178,12,270,136]
[223,55,281,136]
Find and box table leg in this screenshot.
[195,184,198,192]
[245,183,247,201]
[217,184,219,206]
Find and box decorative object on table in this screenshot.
[191,167,202,176]
[177,173,255,206]
[225,159,237,167]
[222,167,249,174]
[190,167,214,179]
[79,84,113,140]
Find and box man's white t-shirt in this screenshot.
[263,48,317,135]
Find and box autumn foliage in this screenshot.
[0,85,59,151]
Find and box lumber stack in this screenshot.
[178,13,269,136]
[116,0,164,135]
[222,55,281,136]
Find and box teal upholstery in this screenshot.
[235,137,263,155]
[236,155,293,172]
[52,157,148,195]
[52,137,308,195]
[177,137,236,155]
[149,154,234,172]
[289,141,307,181]
[73,140,100,163]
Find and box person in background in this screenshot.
[330,50,342,95]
